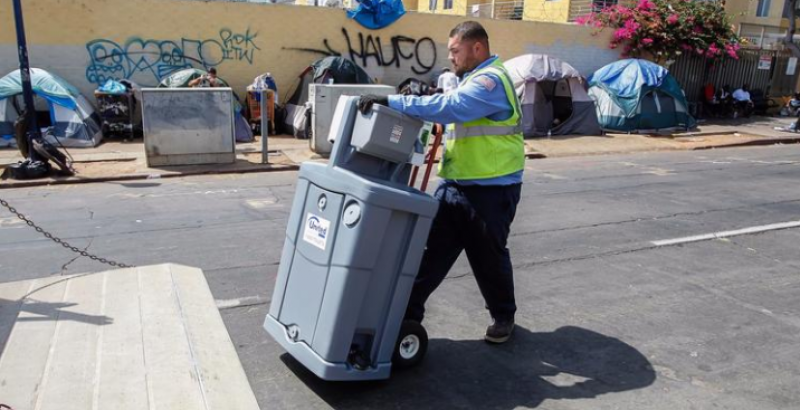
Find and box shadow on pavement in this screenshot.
[281,325,656,409]
[0,297,114,353]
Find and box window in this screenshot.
[429,0,437,10]
[756,0,770,17]
[444,0,452,9]
[592,0,617,12]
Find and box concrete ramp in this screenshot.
[0,264,259,410]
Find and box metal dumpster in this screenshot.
[264,96,438,381]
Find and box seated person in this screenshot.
[703,84,716,116]
[786,93,800,117]
[711,85,733,117]
[732,84,754,118]
[188,68,222,88]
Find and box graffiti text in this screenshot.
[85,29,260,86]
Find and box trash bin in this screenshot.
[95,91,136,140]
[264,96,439,381]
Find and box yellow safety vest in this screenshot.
[440,59,525,180]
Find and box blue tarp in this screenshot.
[588,59,668,100]
[346,0,405,30]
[97,79,128,94]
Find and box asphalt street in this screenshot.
[1,145,799,409]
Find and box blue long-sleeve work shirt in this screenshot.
[388,56,523,186]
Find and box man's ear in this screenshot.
[474,40,488,56]
[472,41,482,55]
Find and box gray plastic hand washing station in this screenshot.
[264,96,439,381]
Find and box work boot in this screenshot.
[485,318,515,344]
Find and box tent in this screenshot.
[0,68,102,148]
[157,68,254,142]
[284,57,373,138]
[588,59,695,133]
[505,54,601,137]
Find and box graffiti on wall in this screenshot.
[85,28,260,85]
[286,28,438,75]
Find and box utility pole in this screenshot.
[12,0,42,161]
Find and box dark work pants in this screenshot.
[405,182,522,323]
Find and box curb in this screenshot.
[0,163,300,189]
[691,137,800,150]
[670,131,739,138]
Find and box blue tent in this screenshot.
[0,68,102,147]
[588,59,695,132]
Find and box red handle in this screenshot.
[409,124,444,190]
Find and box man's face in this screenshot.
[209,72,217,80]
[448,35,481,77]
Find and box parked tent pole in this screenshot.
[261,89,269,164]
[12,0,42,161]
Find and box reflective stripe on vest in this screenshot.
[452,123,523,139]
[439,60,525,181]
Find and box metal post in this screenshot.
[261,90,269,164]
[12,0,42,161]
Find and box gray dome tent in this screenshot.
[504,54,601,137]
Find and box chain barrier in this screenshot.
[0,198,134,269]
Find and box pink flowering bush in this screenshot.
[577,0,744,64]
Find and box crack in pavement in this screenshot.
[204,260,280,274]
[60,237,94,274]
[217,300,270,311]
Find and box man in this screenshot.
[188,67,222,88]
[358,21,525,344]
[732,84,754,118]
[436,67,459,94]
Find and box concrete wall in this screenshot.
[0,0,616,104]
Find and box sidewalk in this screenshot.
[2,116,799,188]
[527,116,800,157]
[0,264,260,410]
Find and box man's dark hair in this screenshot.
[209,67,217,75]
[450,21,489,47]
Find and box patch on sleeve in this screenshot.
[472,75,497,92]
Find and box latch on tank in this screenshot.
[287,325,300,342]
